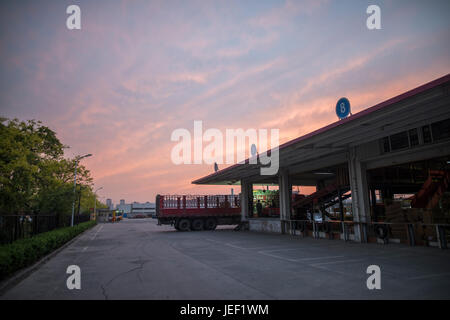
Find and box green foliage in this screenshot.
[0,220,96,280]
[0,118,102,215]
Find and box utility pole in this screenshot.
[94,186,103,221]
[77,184,82,215]
[71,153,92,227]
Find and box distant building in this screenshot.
[116,199,132,215]
[115,200,155,217]
[106,198,113,210]
[130,202,155,217]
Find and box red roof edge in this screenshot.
[192,73,450,184]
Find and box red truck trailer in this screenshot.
[155,194,241,231]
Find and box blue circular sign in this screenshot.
[336,97,351,119]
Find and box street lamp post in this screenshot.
[93,186,103,221]
[71,153,92,227]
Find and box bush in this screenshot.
[0,220,96,281]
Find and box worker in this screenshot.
[256,200,263,218]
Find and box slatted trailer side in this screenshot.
[156,194,241,231]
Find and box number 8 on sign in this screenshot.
[336,97,351,119]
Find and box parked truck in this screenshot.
[155,194,241,231]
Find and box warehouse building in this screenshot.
[192,74,450,248]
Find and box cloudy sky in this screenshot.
[1,0,449,204]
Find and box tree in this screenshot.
[0,118,100,216]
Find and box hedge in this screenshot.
[0,220,96,281]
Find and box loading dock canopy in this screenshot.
[192,74,450,186]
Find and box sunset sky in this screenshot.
[1,0,449,205]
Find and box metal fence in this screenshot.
[284,219,449,249]
[0,214,91,244]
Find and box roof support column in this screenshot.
[348,147,370,242]
[240,179,253,221]
[278,169,292,234]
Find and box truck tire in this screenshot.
[191,219,204,231]
[177,219,190,231]
[204,218,217,230]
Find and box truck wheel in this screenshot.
[177,219,190,231]
[204,218,217,230]
[191,219,204,231]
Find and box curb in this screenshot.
[0,223,98,297]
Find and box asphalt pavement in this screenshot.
[1,218,450,299]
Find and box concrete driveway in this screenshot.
[1,218,450,299]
